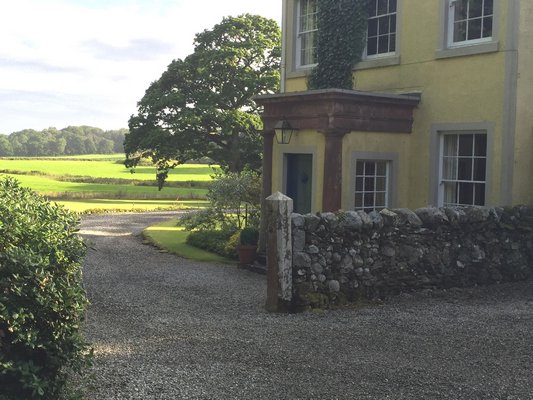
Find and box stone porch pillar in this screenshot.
[258,130,275,254]
[321,129,348,212]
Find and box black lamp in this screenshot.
[274,117,297,144]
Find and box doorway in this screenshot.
[285,153,313,214]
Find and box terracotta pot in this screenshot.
[237,245,257,264]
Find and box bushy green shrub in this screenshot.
[0,177,91,399]
[186,229,237,259]
[239,227,259,246]
[177,208,224,232]
[178,170,261,232]
[223,231,241,259]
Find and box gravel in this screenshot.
[78,212,533,400]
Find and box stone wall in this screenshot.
[291,206,533,309]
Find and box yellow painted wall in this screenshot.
[513,1,533,204]
[277,0,520,209]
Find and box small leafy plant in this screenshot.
[239,227,259,246]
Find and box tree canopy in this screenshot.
[0,126,126,157]
[124,14,281,188]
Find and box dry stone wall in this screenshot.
[291,206,533,309]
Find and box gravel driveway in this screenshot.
[79,212,533,400]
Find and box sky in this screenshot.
[0,0,281,135]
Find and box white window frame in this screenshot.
[354,159,391,212]
[447,0,494,48]
[349,152,398,212]
[364,0,398,59]
[295,0,318,69]
[438,132,488,207]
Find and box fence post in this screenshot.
[265,192,293,312]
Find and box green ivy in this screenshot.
[308,0,369,90]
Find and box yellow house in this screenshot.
[256,0,533,214]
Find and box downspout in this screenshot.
[280,0,287,93]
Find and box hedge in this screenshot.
[0,177,91,399]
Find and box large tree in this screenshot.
[125,14,281,188]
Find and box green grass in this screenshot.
[0,157,218,182]
[0,173,207,200]
[143,219,234,263]
[55,199,208,213]
[0,155,216,212]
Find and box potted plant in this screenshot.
[237,227,259,264]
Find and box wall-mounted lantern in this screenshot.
[274,117,297,144]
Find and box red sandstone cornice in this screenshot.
[255,88,421,134]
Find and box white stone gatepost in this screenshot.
[265,192,293,312]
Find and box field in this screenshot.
[0,155,215,212]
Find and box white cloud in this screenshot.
[0,0,281,134]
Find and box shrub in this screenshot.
[239,227,259,246]
[206,170,261,230]
[0,177,91,399]
[223,231,241,259]
[177,208,224,232]
[186,229,236,259]
[179,170,261,232]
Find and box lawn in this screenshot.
[0,173,207,200]
[143,219,233,263]
[0,155,216,211]
[56,199,208,213]
[0,156,218,182]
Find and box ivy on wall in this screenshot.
[308,0,369,90]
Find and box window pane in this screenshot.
[458,158,473,180]
[379,16,389,35]
[300,33,316,65]
[378,35,389,54]
[458,182,474,205]
[390,15,396,33]
[356,161,364,175]
[482,16,493,38]
[454,21,467,42]
[368,0,377,17]
[355,193,363,208]
[443,135,458,156]
[474,183,485,205]
[376,162,386,176]
[366,162,375,175]
[376,177,386,191]
[474,134,487,156]
[469,0,483,18]
[389,34,396,52]
[368,18,378,37]
[468,18,482,40]
[365,177,375,191]
[364,193,375,207]
[443,156,457,180]
[389,0,397,13]
[458,134,474,156]
[356,177,364,191]
[473,158,486,181]
[367,37,378,56]
[377,0,388,15]
[484,0,494,15]
[375,192,386,208]
[455,0,468,20]
[444,182,458,205]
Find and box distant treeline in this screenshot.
[0,126,126,157]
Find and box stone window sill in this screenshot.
[435,41,499,60]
